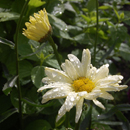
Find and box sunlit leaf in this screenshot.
[48,14,72,40]
[2,76,18,95]
[55,114,66,127]
[98,5,112,10]
[46,0,65,16]
[0,37,15,48]
[0,12,19,22]
[31,66,45,88]
[119,43,130,61]
[46,59,61,69]
[28,0,46,7]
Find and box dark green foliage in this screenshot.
[0,0,130,130]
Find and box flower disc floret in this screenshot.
[73,77,95,93]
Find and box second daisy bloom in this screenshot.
[23,8,52,42]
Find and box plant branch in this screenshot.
[93,0,99,66]
[15,0,30,129]
[48,36,62,69]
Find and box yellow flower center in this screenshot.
[72,77,95,93]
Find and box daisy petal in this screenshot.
[41,86,72,103]
[64,60,78,80]
[94,64,109,82]
[75,97,84,123]
[45,67,72,83]
[81,49,91,77]
[96,75,123,86]
[93,99,105,109]
[37,82,71,92]
[68,54,84,77]
[99,91,114,100]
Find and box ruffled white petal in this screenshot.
[88,66,97,81]
[93,99,105,109]
[64,60,78,80]
[81,49,91,77]
[41,85,72,103]
[94,64,109,82]
[42,77,54,84]
[101,85,127,92]
[56,92,79,122]
[37,82,72,92]
[45,67,72,83]
[68,54,84,77]
[99,91,114,100]
[96,75,123,86]
[75,97,84,123]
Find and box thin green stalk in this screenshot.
[88,103,92,130]
[75,118,80,130]
[15,0,30,129]
[48,36,62,68]
[65,112,70,128]
[93,0,99,66]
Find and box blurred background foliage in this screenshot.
[0,0,130,130]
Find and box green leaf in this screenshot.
[65,0,83,1]
[11,87,42,114]
[2,76,18,96]
[48,14,72,40]
[0,12,19,22]
[115,110,130,130]
[99,18,111,22]
[46,59,61,69]
[117,104,130,111]
[55,114,66,127]
[18,34,38,61]
[114,8,120,20]
[19,60,33,78]
[123,11,130,25]
[0,108,18,123]
[97,121,123,126]
[92,122,114,130]
[119,43,130,61]
[98,5,112,10]
[31,66,45,88]
[97,104,130,120]
[25,120,52,130]
[81,15,91,23]
[80,105,92,130]
[0,95,12,114]
[87,0,97,12]
[46,0,65,16]
[0,37,15,48]
[28,0,46,7]
[22,97,54,108]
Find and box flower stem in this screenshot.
[65,112,70,128]
[48,36,62,68]
[15,0,30,129]
[93,0,99,66]
[75,118,80,130]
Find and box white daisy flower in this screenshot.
[37,49,127,123]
